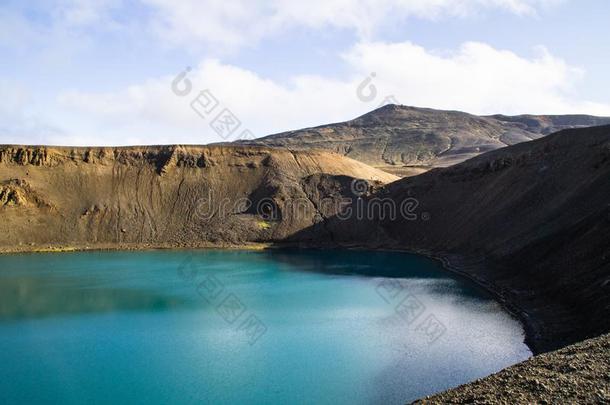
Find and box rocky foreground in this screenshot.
[413,333,610,404]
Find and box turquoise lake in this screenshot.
[0,250,531,404]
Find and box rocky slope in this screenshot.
[244,105,610,176]
[0,145,397,251]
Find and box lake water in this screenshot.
[0,249,531,404]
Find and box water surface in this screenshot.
[0,250,531,404]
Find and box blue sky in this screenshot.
[1,0,610,146]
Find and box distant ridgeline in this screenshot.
[242,105,610,175]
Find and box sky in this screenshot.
[1,0,610,146]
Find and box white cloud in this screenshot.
[56,59,360,144]
[344,41,586,113]
[50,40,610,146]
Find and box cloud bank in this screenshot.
[5,0,607,146]
[54,39,610,146]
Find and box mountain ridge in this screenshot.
[242,104,610,176]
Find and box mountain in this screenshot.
[243,105,610,176]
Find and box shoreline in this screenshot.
[431,254,542,355]
[0,241,545,354]
[0,242,273,254]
